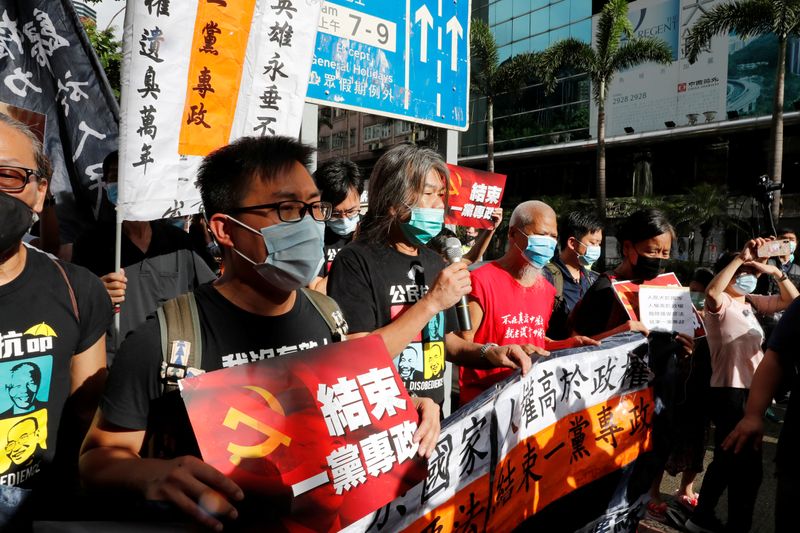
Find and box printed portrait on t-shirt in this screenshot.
[0,356,52,417]
[396,344,423,381]
[423,341,445,380]
[426,311,444,341]
[0,410,48,483]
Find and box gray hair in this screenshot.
[357,143,449,246]
[509,200,554,229]
[0,112,51,181]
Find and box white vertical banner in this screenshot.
[118,0,323,222]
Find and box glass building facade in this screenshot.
[461,0,593,157]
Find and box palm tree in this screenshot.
[470,20,538,173]
[685,0,800,223]
[537,0,673,219]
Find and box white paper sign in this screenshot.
[638,285,694,337]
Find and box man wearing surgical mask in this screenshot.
[686,240,798,533]
[543,211,603,340]
[455,201,598,404]
[308,158,364,294]
[81,137,442,531]
[328,144,535,416]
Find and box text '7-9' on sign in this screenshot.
[306,0,471,130]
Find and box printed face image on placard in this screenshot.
[423,341,445,380]
[395,343,423,381]
[0,356,52,417]
[0,410,47,476]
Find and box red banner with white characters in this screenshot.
[445,164,507,229]
[180,335,428,531]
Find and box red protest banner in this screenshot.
[180,335,428,531]
[612,273,706,338]
[445,164,507,229]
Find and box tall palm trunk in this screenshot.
[769,36,787,222]
[596,85,607,220]
[487,96,495,173]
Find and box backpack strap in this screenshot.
[48,256,80,322]
[300,288,349,341]
[545,263,564,302]
[157,292,204,393]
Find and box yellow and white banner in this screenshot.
[117,0,323,221]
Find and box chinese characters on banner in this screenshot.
[342,333,657,533]
[612,273,706,338]
[638,285,695,337]
[119,0,323,221]
[444,164,507,230]
[180,335,428,531]
[0,1,118,236]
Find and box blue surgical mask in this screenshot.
[327,213,359,237]
[790,241,797,254]
[229,215,324,290]
[578,241,601,267]
[516,228,557,269]
[732,273,758,296]
[401,207,444,245]
[106,183,118,205]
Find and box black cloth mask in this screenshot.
[632,254,663,281]
[0,192,33,257]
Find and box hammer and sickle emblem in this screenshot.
[222,386,292,466]
[448,169,462,198]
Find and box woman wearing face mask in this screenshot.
[685,240,798,533]
[308,158,364,294]
[327,144,535,417]
[568,209,692,351]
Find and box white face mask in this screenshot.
[326,213,359,236]
[228,215,325,291]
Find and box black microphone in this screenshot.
[444,237,472,332]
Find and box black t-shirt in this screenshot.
[0,247,111,493]
[320,227,353,277]
[568,273,629,337]
[767,298,800,474]
[327,241,456,406]
[100,284,334,452]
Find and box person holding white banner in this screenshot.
[686,241,798,533]
[80,137,442,531]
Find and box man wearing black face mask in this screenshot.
[80,136,441,532]
[0,113,111,525]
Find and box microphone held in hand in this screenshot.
[444,237,472,331]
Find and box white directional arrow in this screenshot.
[415,5,434,63]
[445,15,463,71]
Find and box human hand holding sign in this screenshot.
[101,269,127,305]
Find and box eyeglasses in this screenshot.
[0,165,40,192]
[330,207,360,220]
[227,200,333,223]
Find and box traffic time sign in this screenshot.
[306,0,471,131]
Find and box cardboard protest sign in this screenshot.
[119,0,323,221]
[445,164,506,229]
[638,285,695,337]
[180,335,427,531]
[612,273,706,338]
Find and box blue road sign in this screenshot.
[306,0,470,130]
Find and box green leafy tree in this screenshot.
[686,0,800,223]
[537,0,673,219]
[81,18,122,99]
[470,19,538,173]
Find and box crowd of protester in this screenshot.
[0,111,797,532]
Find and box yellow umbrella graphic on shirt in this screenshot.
[24,323,57,337]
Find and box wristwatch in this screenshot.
[775,272,789,282]
[479,343,499,359]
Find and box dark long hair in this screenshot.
[357,144,449,246]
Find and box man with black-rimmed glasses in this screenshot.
[80,136,441,531]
